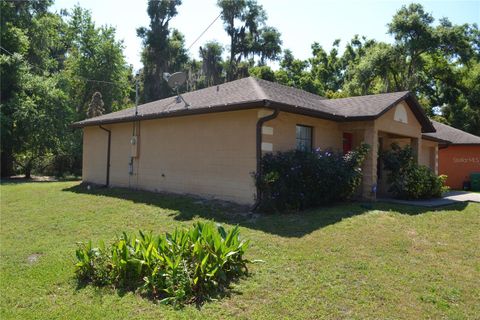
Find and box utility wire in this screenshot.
[76,76,117,85]
[187,13,222,51]
[0,46,14,56]
[2,10,223,84]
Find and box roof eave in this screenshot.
[405,93,436,133]
[266,100,343,121]
[72,99,347,128]
[71,91,438,134]
[447,142,480,146]
[71,100,267,128]
[422,134,450,144]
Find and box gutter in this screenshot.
[99,125,111,187]
[71,99,345,128]
[251,106,279,212]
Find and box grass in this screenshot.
[1,181,479,319]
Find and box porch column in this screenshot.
[362,125,378,201]
[411,137,421,164]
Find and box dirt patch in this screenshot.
[9,175,58,182]
[27,253,43,265]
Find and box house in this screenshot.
[423,120,480,189]
[73,77,439,205]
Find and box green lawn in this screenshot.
[1,181,479,319]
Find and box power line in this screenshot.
[187,13,222,51]
[76,76,117,85]
[0,46,14,56]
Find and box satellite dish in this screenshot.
[163,71,189,108]
[165,72,187,89]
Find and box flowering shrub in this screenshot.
[381,143,448,199]
[255,144,370,212]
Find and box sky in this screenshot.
[52,0,480,72]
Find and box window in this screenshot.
[296,125,313,151]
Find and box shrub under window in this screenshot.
[255,143,370,212]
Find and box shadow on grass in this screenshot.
[74,268,247,310]
[63,184,469,238]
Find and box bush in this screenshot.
[255,144,370,212]
[75,222,251,307]
[381,143,448,199]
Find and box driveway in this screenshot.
[379,190,480,207]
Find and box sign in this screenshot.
[452,157,480,164]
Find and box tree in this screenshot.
[249,65,275,81]
[9,71,69,179]
[386,4,480,134]
[199,41,224,86]
[137,0,188,103]
[255,26,282,65]
[217,0,282,80]
[309,40,344,94]
[87,92,105,118]
[387,3,437,90]
[337,3,480,135]
[274,49,318,94]
[0,0,60,177]
[63,6,132,116]
[0,1,133,178]
[343,42,399,95]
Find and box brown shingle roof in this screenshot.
[321,91,410,117]
[423,120,480,145]
[72,77,434,132]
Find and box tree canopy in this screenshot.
[1,0,132,177]
[136,0,188,103]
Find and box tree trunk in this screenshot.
[24,161,33,179]
[0,149,14,177]
[228,38,235,81]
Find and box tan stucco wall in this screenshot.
[376,101,422,137]
[83,126,108,185]
[110,122,136,188]
[82,101,438,204]
[263,111,343,152]
[420,139,438,173]
[82,109,258,204]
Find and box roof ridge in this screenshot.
[248,77,269,100]
[424,119,480,144]
[252,76,327,100]
[328,91,410,101]
[433,120,480,137]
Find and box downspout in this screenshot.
[251,106,279,212]
[99,125,111,187]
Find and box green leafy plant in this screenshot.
[74,222,251,306]
[255,143,370,212]
[381,143,449,199]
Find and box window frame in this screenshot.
[295,124,313,152]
